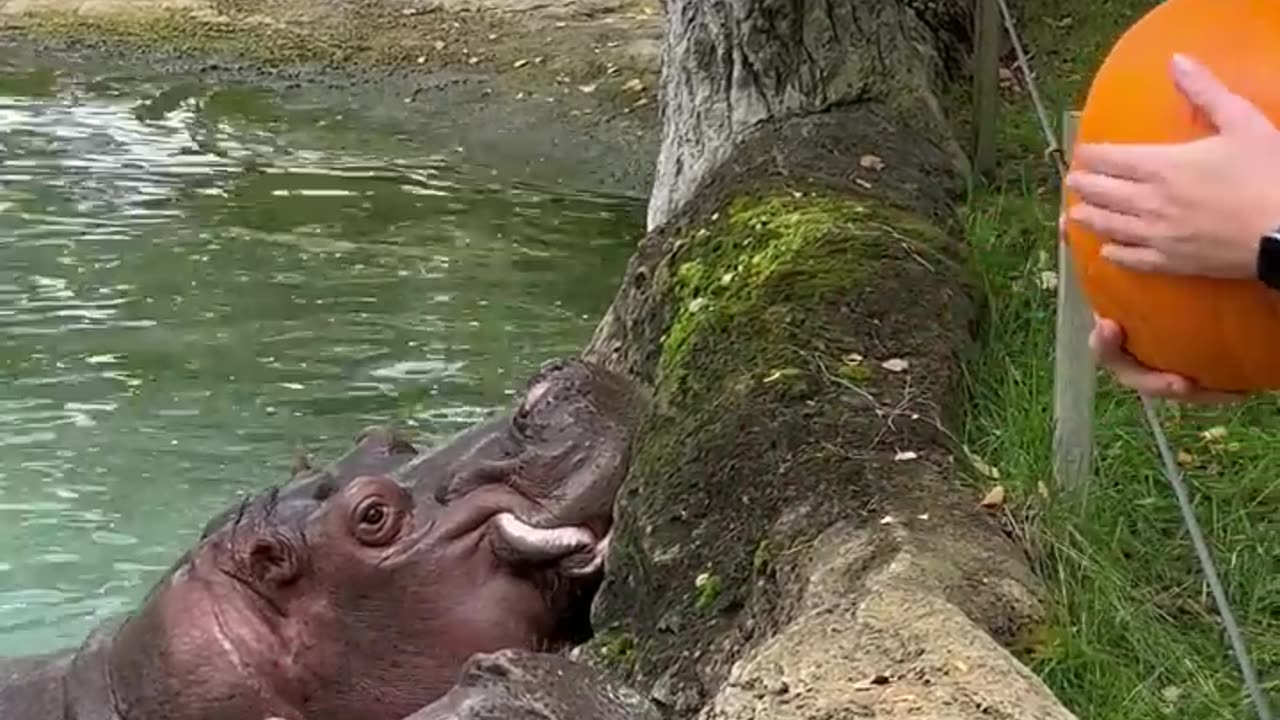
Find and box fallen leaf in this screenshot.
[916,513,930,521]
[963,446,1001,479]
[894,450,919,462]
[879,514,897,525]
[513,59,530,69]
[577,83,598,94]
[622,78,645,93]
[881,357,909,373]
[980,485,1006,509]
[762,368,802,384]
[1177,450,1194,466]
[859,153,886,171]
[1201,426,1228,441]
[1160,685,1184,704]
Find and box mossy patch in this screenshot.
[657,191,950,397]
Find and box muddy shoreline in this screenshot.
[0,0,665,196]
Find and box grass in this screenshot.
[959,0,1280,717]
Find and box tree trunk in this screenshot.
[579,1,1079,718]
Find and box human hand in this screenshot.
[1057,215,1243,404]
[1065,53,1280,278]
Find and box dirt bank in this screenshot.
[0,0,665,195]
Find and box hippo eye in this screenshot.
[352,496,400,546]
[362,504,385,526]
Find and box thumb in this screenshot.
[1171,53,1274,134]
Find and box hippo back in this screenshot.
[0,650,72,719]
[408,649,660,720]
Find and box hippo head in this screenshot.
[105,359,648,720]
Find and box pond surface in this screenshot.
[0,64,643,656]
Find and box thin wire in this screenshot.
[990,0,1275,715]
[993,0,1065,177]
[1140,397,1274,720]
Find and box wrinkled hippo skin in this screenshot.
[0,358,649,720]
[408,649,661,720]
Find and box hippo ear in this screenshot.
[246,536,301,589]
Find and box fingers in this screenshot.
[1099,243,1174,273]
[1071,142,1169,183]
[1170,53,1273,135]
[1068,202,1161,246]
[1089,316,1192,396]
[1089,316,1244,403]
[1065,170,1156,218]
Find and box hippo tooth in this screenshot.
[493,512,595,563]
[561,526,612,577]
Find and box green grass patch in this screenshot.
[960,0,1280,717]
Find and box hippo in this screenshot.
[407,648,661,720]
[0,358,650,720]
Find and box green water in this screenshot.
[0,67,643,656]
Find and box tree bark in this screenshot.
[578,1,1079,718]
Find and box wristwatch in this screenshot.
[1258,230,1280,290]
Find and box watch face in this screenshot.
[1258,234,1280,289]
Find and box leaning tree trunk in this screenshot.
[578,2,1079,719]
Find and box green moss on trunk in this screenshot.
[659,191,953,399]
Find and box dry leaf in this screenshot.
[881,358,909,373]
[1201,426,1228,441]
[859,154,886,171]
[879,515,897,525]
[980,485,1006,509]
[1177,450,1194,466]
[964,446,1001,479]
[622,78,645,93]
[577,83,598,94]
[513,59,530,69]
[894,450,919,462]
[1037,270,1058,291]
[762,368,802,384]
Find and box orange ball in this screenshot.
[1064,0,1280,393]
